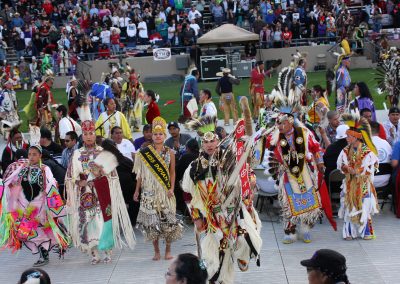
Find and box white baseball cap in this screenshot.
[335,124,349,140]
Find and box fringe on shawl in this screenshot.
[65,152,80,249]
[108,172,136,249]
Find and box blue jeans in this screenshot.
[112,44,120,55]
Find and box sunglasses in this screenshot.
[64,139,71,142]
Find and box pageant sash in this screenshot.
[139,145,171,191]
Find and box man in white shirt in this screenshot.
[188,6,202,22]
[370,121,392,188]
[137,17,148,44]
[126,19,137,48]
[199,89,217,117]
[100,26,111,47]
[189,19,201,37]
[119,14,130,38]
[56,105,82,144]
[383,107,400,146]
[111,126,136,161]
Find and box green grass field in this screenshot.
[15,68,383,132]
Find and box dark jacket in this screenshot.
[323,138,348,183]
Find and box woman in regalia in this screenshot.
[0,145,69,267]
[133,116,182,260]
[65,120,135,264]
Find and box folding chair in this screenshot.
[253,168,278,213]
[374,163,393,210]
[328,169,345,213]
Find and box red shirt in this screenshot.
[42,3,53,15]
[146,100,161,124]
[111,34,120,45]
[282,31,292,41]
[379,123,387,140]
[250,67,265,94]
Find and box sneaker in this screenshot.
[282,234,296,244]
[363,235,376,240]
[303,232,312,243]
[91,258,101,265]
[33,258,49,267]
[103,256,112,264]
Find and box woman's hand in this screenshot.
[167,188,174,198]
[133,190,140,202]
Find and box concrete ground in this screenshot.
[0,205,399,284]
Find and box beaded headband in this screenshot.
[82,120,95,132]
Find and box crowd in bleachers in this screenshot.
[0,0,399,85]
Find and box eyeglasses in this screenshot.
[165,271,177,278]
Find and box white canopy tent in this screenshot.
[197,24,259,45]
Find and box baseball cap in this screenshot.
[167,122,180,129]
[301,249,347,276]
[335,124,349,140]
[389,106,400,114]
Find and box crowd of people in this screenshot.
[0,0,399,89]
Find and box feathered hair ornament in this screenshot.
[185,115,217,141]
[334,39,352,70]
[341,110,377,155]
[42,69,54,82]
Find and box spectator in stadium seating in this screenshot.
[110,28,121,55]
[137,17,149,45]
[282,26,293,47]
[188,5,202,22]
[212,3,224,26]
[260,25,272,48]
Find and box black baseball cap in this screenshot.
[167,122,180,129]
[301,249,347,276]
[389,106,400,114]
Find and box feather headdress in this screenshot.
[75,74,92,122]
[334,39,352,71]
[375,47,400,107]
[185,115,217,141]
[341,110,377,155]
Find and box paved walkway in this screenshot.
[1,205,400,284]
